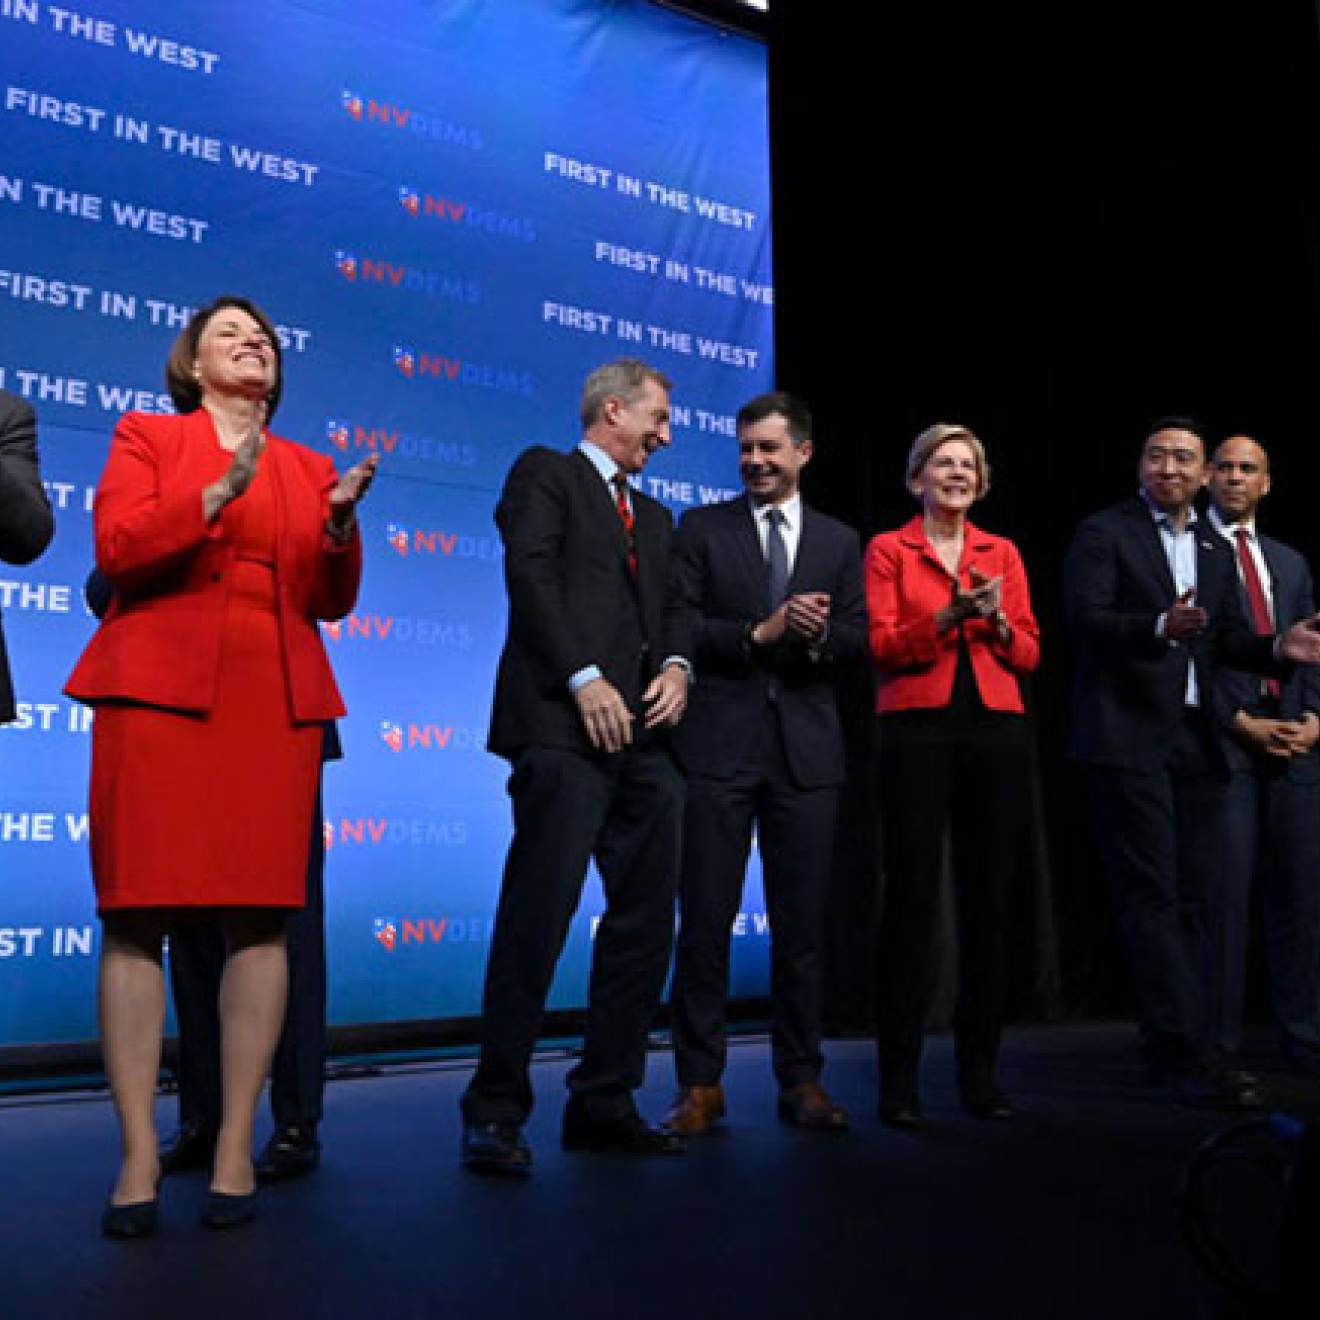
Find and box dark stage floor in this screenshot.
[2,1022,1317,1319]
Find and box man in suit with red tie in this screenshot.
[1065,419,1320,1109]
[1204,435,1320,1077]
[460,358,693,1175]
[663,392,868,1134]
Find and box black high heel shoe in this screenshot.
[202,1188,257,1229]
[101,1196,158,1238]
[961,1091,1017,1121]
[879,1100,925,1131]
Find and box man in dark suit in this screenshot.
[1204,435,1320,1075]
[662,392,868,1135]
[0,389,55,723]
[1064,418,1320,1108]
[460,358,692,1175]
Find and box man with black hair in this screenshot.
[664,392,868,1135]
[1065,418,1320,1108]
[1204,434,1320,1077]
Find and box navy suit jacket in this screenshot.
[0,390,55,723]
[1211,524,1320,781]
[487,446,690,761]
[668,495,868,789]
[1064,495,1278,770]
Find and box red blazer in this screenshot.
[864,515,1039,714]
[66,409,361,722]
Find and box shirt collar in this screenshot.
[1138,487,1198,531]
[750,492,802,532]
[579,439,621,486]
[1207,504,1257,540]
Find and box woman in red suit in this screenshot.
[865,423,1039,1128]
[66,296,376,1235]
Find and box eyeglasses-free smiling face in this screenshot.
[1139,427,1207,515]
[910,438,981,515]
[600,378,672,475]
[738,412,812,506]
[193,307,278,403]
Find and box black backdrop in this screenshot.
[763,1,1320,1028]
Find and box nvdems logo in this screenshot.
[338,89,483,149]
[371,915,493,951]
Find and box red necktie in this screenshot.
[1235,526,1281,699]
[611,473,637,577]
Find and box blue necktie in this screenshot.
[765,507,789,608]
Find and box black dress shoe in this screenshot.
[461,1121,532,1176]
[158,1122,216,1176]
[1171,1067,1263,1112]
[561,1110,686,1155]
[101,1197,158,1239]
[879,1101,924,1131]
[962,1092,1017,1121]
[1207,1054,1261,1088]
[202,1189,257,1229]
[255,1124,321,1182]
[1281,1048,1320,1079]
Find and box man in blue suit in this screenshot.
[1204,434,1320,1076]
[663,392,869,1134]
[1064,419,1320,1109]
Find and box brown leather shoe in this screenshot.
[777,1081,848,1131]
[663,1085,726,1136]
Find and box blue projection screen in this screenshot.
[0,0,774,1046]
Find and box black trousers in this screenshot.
[1085,713,1228,1069]
[461,742,683,1126]
[170,786,327,1130]
[875,713,1029,1103]
[670,709,838,1090]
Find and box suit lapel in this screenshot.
[1125,497,1178,599]
[733,497,770,608]
[958,521,997,587]
[789,504,825,595]
[1195,520,1229,611]
[571,448,635,577]
[1258,535,1288,622]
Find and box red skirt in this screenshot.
[89,557,320,912]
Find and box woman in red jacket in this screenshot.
[67,296,376,1235]
[865,423,1039,1128]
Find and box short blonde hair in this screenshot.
[906,423,991,499]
